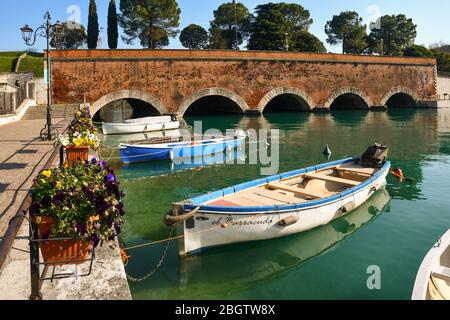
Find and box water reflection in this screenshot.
[118,149,246,182]
[130,188,390,299]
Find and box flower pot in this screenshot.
[34,216,92,266]
[65,146,89,165]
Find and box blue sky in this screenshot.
[1,0,449,52]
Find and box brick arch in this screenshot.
[178,87,249,116]
[323,87,374,109]
[90,90,167,117]
[257,87,314,112]
[380,86,419,106]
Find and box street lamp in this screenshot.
[20,11,63,141]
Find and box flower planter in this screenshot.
[65,146,89,165]
[34,216,92,266]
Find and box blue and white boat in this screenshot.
[119,135,246,164]
[165,156,391,256]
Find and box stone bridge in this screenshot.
[49,50,437,120]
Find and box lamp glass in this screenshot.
[21,25,33,43]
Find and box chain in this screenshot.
[126,226,174,283]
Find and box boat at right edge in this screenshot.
[412,229,450,300]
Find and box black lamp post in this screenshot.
[21,11,63,141]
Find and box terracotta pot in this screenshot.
[65,146,89,165]
[35,216,92,266]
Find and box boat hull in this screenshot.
[119,137,244,164]
[175,160,390,256]
[102,120,180,135]
[412,229,450,300]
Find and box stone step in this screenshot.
[22,104,80,120]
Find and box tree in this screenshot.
[87,0,99,49]
[119,0,181,49]
[209,2,252,50]
[291,31,326,53]
[50,21,87,49]
[325,11,368,54]
[108,0,119,49]
[180,24,208,49]
[403,45,433,58]
[248,3,318,52]
[404,45,450,73]
[368,14,417,56]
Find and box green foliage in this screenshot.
[403,44,450,73]
[87,0,99,49]
[368,14,417,56]
[119,0,181,49]
[291,31,326,53]
[180,24,208,49]
[248,2,322,52]
[30,160,125,246]
[403,45,433,57]
[50,22,86,49]
[108,0,119,49]
[209,2,252,50]
[325,11,368,54]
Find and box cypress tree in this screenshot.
[108,0,118,49]
[87,0,99,49]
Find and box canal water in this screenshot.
[99,108,450,300]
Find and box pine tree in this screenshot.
[87,0,99,49]
[108,0,119,49]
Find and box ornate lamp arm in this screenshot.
[24,25,48,47]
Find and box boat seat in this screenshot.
[432,266,450,282]
[305,173,360,187]
[267,182,326,199]
[336,167,372,176]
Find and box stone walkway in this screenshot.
[0,117,131,300]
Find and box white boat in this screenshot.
[102,116,180,135]
[165,156,391,256]
[412,229,450,300]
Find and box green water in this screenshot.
[100,108,450,300]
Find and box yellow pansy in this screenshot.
[42,170,52,178]
[56,181,63,189]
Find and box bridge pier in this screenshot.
[370,105,388,111]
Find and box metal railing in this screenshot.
[0,141,64,300]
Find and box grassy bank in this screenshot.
[0,51,44,77]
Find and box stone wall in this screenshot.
[49,50,438,115]
[437,75,450,99]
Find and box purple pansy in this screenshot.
[91,158,98,164]
[75,223,87,236]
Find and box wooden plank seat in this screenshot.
[267,182,328,199]
[336,167,372,176]
[432,266,450,282]
[305,173,360,187]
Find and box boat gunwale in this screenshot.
[181,158,391,214]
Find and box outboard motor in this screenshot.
[359,143,389,168]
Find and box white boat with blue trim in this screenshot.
[102,116,180,135]
[165,153,391,256]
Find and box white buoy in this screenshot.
[323,144,332,156]
[169,151,174,160]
